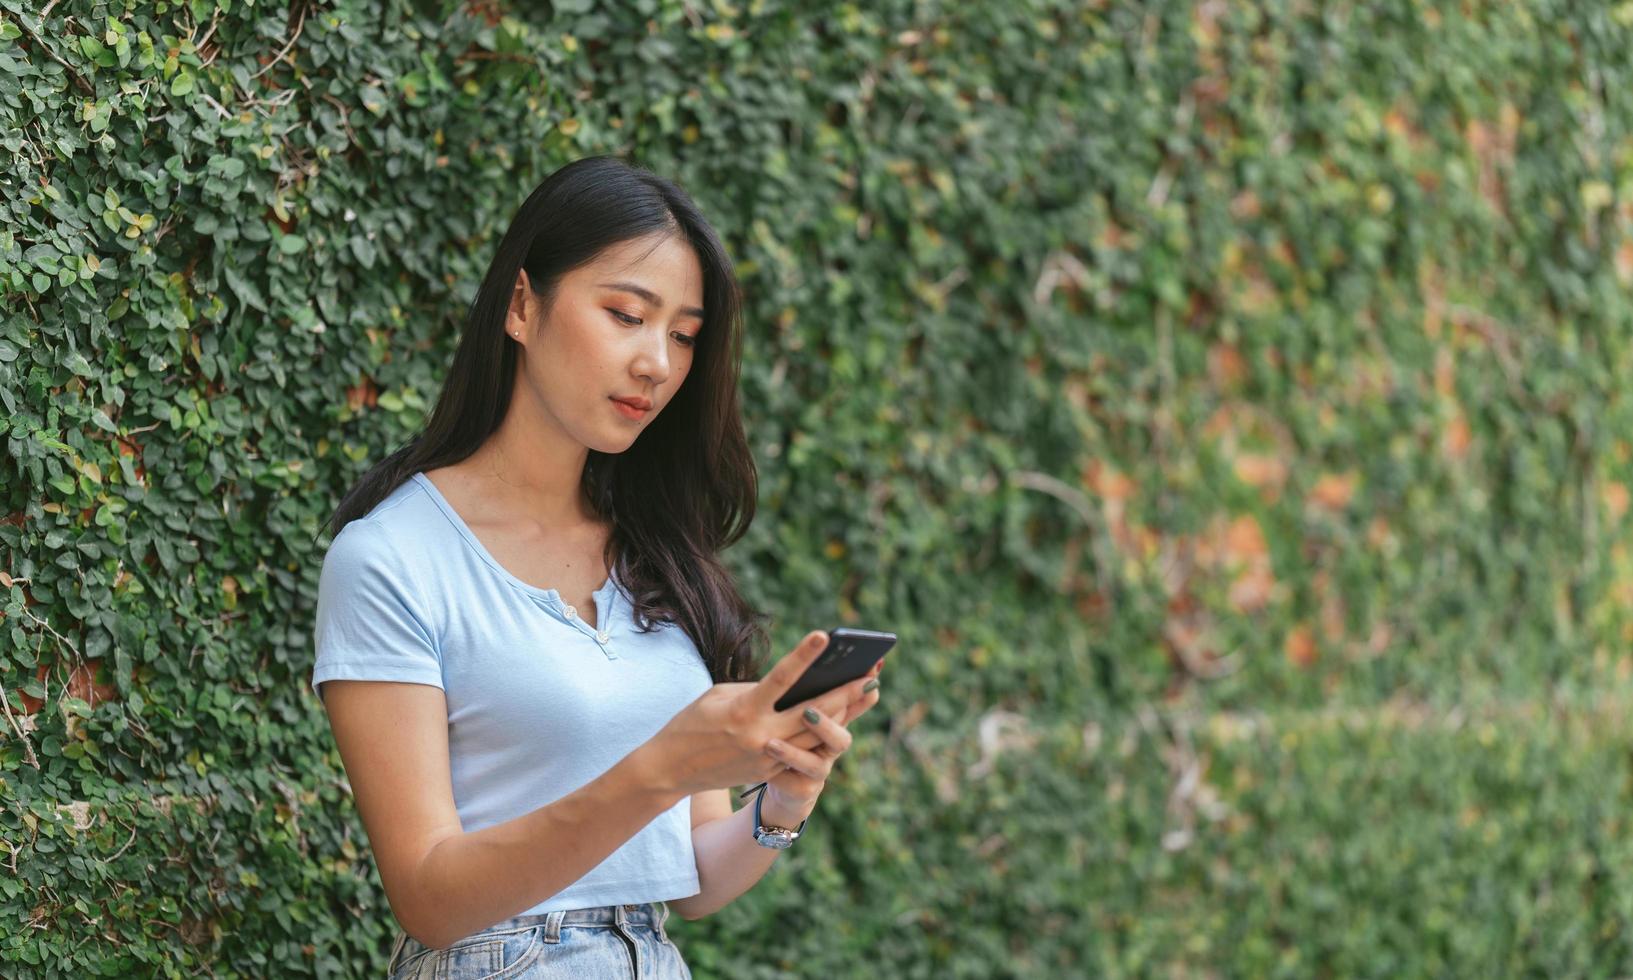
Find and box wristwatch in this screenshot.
[749,784,807,849]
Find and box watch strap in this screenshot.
[751,783,807,843]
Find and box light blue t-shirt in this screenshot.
[310,471,713,914]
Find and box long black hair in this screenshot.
[321,155,769,684]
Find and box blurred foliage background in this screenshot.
[3,0,1632,976]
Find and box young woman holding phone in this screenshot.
[310,156,884,978]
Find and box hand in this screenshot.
[649,630,881,797]
[772,655,884,756]
[762,689,879,809]
[758,656,884,817]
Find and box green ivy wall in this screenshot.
[2,0,1631,976]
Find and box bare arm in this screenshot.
[322,680,684,949]
[669,657,884,920]
[667,788,816,920]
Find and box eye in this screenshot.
[608,309,642,325]
[673,333,696,348]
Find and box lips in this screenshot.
[611,395,652,410]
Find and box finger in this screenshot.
[752,630,830,711]
[840,686,882,725]
[779,704,855,751]
[765,737,835,781]
[798,707,854,754]
[784,670,876,725]
[782,728,826,752]
[807,698,863,731]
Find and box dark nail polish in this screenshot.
[803,707,820,724]
[863,678,879,693]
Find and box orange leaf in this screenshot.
[1208,342,1248,389]
[1604,481,1630,524]
[1229,564,1275,614]
[1084,460,1136,502]
[1442,412,1472,460]
[1310,472,1357,512]
[1233,453,1287,491]
[1224,514,1268,562]
[1285,625,1318,668]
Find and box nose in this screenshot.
[631,332,672,386]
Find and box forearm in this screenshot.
[403,743,685,948]
[675,791,817,919]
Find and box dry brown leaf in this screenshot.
[1285,624,1318,668]
[1084,459,1136,502]
[1310,472,1357,512]
[1603,481,1630,524]
[1434,347,1456,396]
[1233,453,1287,491]
[1229,564,1275,614]
[1224,514,1268,562]
[1442,412,1473,460]
[1208,342,1248,389]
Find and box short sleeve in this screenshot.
[311,518,443,704]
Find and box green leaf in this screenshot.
[223,266,267,312]
[349,234,376,269]
[63,352,94,378]
[360,85,386,116]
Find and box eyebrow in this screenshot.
[599,281,705,320]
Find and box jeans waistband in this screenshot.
[489,900,670,944]
[388,900,673,967]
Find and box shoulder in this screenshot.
[326,476,439,563]
[316,516,443,647]
[320,518,411,594]
[321,481,439,593]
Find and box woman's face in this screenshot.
[509,231,704,453]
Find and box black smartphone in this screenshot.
[774,627,897,712]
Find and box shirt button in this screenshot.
[563,605,576,619]
[597,632,609,644]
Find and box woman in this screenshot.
[310,155,884,978]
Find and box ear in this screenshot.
[507,269,534,339]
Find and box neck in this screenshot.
[470,429,597,530]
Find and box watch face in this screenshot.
[756,830,794,849]
[751,791,803,848]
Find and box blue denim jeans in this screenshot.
[386,901,691,979]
